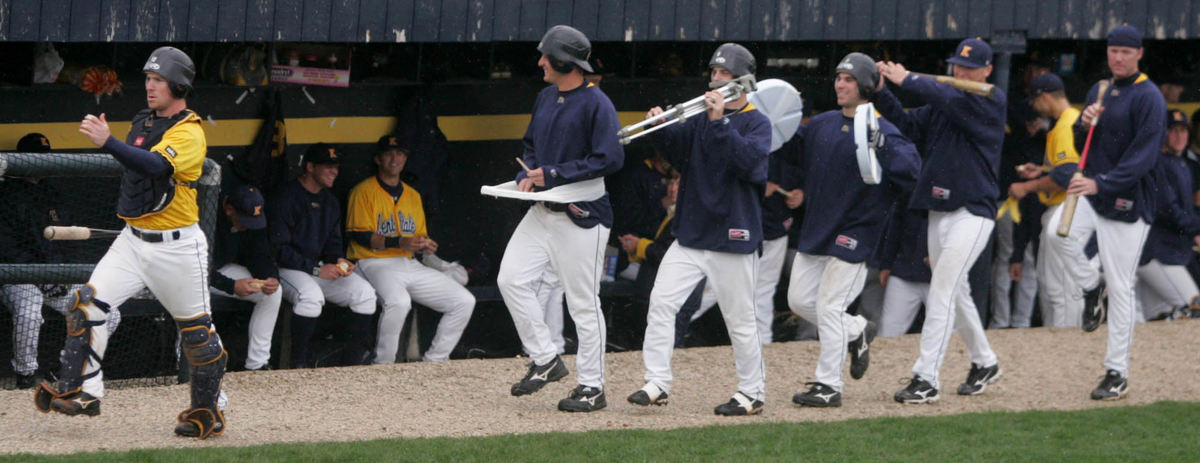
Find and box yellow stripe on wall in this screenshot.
[4,105,1192,151]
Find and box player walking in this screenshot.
[626,43,771,416]
[497,25,624,412]
[34,47,227,439]
[877,38,1007,403]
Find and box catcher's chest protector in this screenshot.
[117,109,193,219]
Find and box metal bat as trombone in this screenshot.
[617,75,758,145]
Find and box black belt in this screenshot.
[131,228,181,243]
[541,202,569,213]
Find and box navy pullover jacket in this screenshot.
[762,151,800,240]
[267,180,345,272]
[211,215,280,295]
[655,103,771,254]
[516,82,625,229]
[1074,73,1166,223]
[788,110,921,263]
[877,203,931,283]
[1142,152,1200,266]
[875,75,1007,219]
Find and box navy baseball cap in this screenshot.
[227,184,267,229]
[303,142,341,165]
[17,133,50,152]
[1107,25,1142,48]
[1168,109,1189,128]
[375,134,411,155]
[1029,73,1065,97]
[947,38,993,69]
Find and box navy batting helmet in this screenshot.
[144,46,195,99]
[538,25,593,73]
[835,52,879,100]
[709,43,755,78]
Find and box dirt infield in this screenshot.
[2,320,1197,455]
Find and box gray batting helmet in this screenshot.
[709,43,755,78]
[538,25,593,73]
[835,52,879,100]
[143,46,195,99]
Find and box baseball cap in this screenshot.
[17,133,51,152]
[1028,73,1065,98]
[375,134,411,155]
[227,184,267,230]
[1168,109,1189,128]
[303,142,341,165]
[946,38,993,69]
[1107,25,1142,48]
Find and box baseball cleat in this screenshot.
[894,376,939,404]
[1082,283,1106,332]
[510,355,568,396]
[558,385,606,412]
[50,391,101,417]
[1090,369,1128,401]
[792,382,842,407]
[848,320,877,380]
[956,363,1003,396]
[175,408,226,439]
[714,391,763,416]
[627,383,669,406]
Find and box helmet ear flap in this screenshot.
[170,83,190,99]
[548,57,575,74]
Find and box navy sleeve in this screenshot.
[245,229,280,279]
[102,136,173,177]
[1049,162,1079,188]
[878,122,922,195]
[1094,92,1167,195]
[542,98,625,187]
[1156,163,1200,236]
[211,270,237,294]
[894,75,1006,142]
[268,193,316,272]
[876,204,904,271]
[874,86,931,145]
[778,124,807,187]
[321,202,345,263]
[653,118,693,169]
[515,92,544,183]
[704,114,770,183]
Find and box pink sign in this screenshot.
[270,65,350,88]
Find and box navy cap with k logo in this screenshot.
[947,38,993,69]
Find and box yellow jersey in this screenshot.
[1038,107,1081,206]
[346,177,427,260]
[122,110,207,230]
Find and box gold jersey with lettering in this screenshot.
[1038,107,1082,207]
[346,177,427,260]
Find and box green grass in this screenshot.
[8,401,1199,463]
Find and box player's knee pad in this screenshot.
[176,314,227,410]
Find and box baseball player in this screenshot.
[787,53,922,407]
[496,25,624,413]
[1008,73,1102,328]
[347,135,475,364]
[1134,110,1200,321]
[1067,25,1166,400]
[756,147,803,345]
[33,47,227,439]
[269,143,377,368]
[626,43,771,416]
[877,38,1006,403]
[209,184,281,370]
[1,134,121,388]
[877,204,931,338]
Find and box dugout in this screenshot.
[3,0,1200,386]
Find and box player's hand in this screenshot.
[785,189,805,209]
[1081,103,1106,126]
[421,237,439,255]
[369,233,387,250]
[518,177,535,192]
[337,258,355,275]
[79,113,111,147]
[233,278,261,297]
[647,106,666,125]
[877,61,909,86]
[1067,176,1099,196]
[318,264,343,280]
[1193,235,1200,252]
[527,167,546,187]
[1016,163,1041,180]
[619,234,639,253]
[1009,181,1031,200]
[704,90,724,122]
[765,181,781,198]
[1009,262,1023,282]
[399,236,426,253]
[879,269,891,287]
[261,277,280,295]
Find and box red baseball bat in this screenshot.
[1057,79,1112,238]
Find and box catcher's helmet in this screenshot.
[144,46,195,99]
[709,43,755,78]
[538,25,593,73]
[835,52,879,100]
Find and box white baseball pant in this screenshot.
[278,268,376,318]
[498,203,609,389]
[787,252,869,391]
[1135,259,1198,321]
[990,212,1038,328]
[879,276,930,337]
[3,284,115,376]
[912,208,998,389]
[536,269,567,354]
[81,224,212,398]
[753,236,788,344]
[1040,200,1101,327]
[642,242,765,401]
[210,264,283,370]
[356,257,475,363]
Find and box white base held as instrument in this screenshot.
[747,79,804,153]
[854,103,882,184]
[480,177,606,203]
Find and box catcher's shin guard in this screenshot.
[174,314,227,439]
[35,285,109,413]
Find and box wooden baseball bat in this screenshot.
[44,226,121,241]
[1057,79,1112,238]
[911,72,997,97]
